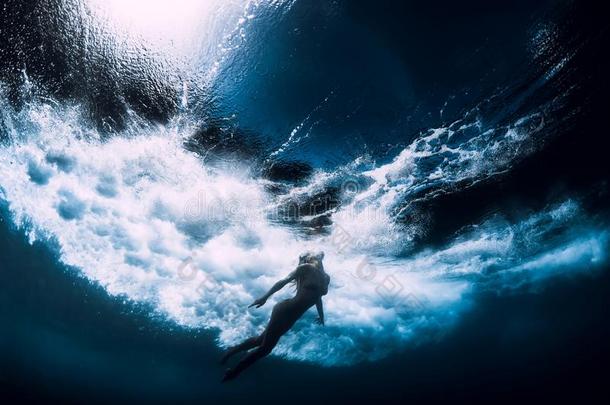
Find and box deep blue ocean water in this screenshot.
[1,0,610,402]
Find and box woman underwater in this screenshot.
[221,251,330,381]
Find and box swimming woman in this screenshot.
[221,251,330,381]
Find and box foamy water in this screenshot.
[1,86,607,365]
[0,0,607,366]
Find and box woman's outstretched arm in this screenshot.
[249,270,298,308]
[315,298,325,326]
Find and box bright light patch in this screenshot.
[85,0,221,51]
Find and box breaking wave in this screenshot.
[1,0,608,366]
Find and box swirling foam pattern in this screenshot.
[1,87,607,365]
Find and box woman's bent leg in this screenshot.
[222,332,280,381]
[220,334,264,365]
[222,298,310,381]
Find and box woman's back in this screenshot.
[295,262,330,297]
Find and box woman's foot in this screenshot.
[221,368,239,383]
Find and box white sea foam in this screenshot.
[0,0,604,364]
[1,95,607,365]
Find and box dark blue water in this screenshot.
[2,0,610,402]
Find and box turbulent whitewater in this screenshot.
[0,0,608,365]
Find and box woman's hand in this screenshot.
[249,297,267,308]
[315,316,325,326]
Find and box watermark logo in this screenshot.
[177,253,220,296]
[331,223,426,312]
